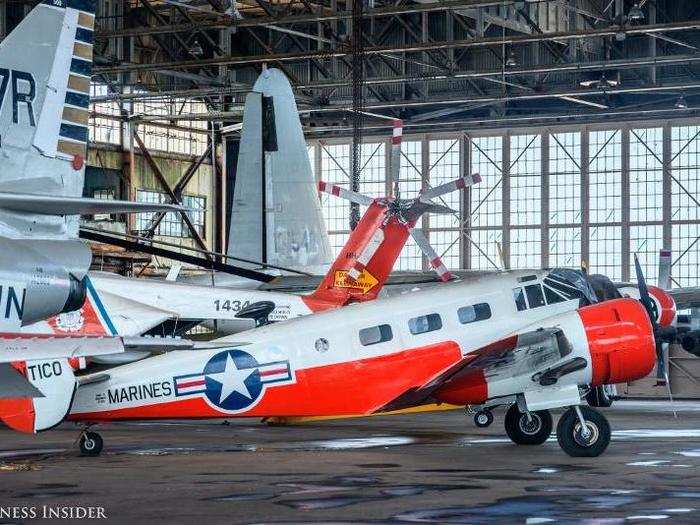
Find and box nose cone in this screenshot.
[648,285,677,327]
[579,298,657,386]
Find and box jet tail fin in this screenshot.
[227,68,332,270]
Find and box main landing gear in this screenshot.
[473,403,612,457]
[503,404,553,445]
[557,405,611,457]
[77,428,104,457]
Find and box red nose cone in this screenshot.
[579,298,656,386]
[648,285,677,327]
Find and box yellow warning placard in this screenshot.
[334,269,379,294]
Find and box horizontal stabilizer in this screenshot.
[0,192,186,216]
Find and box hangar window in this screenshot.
[408,314,442,335]
[359,324,393,346]
[136,190,206,238]
[458,303,492,324]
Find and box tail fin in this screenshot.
[0,0,95,237]
[228,68,333,270]
[303,201,410,310]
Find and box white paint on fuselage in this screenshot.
[71,270,596,416]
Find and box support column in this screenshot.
[621,126,631,281]
[662,122,673,251]
[461,133,471,269]
[502,133,511,269]
[581,128,590,268]
[421,135,430,271]
[541,132,550,269]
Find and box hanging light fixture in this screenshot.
[628,3,644,22]
[505,49,518,67]
[189,38,204,57]
[676,94,688,109]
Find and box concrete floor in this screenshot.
[1,402,700,524]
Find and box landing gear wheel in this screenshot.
[556,406,610,457]
[79,431,103,457]
[586,385,614,408]
[504,404,552,445]
[474,410,494,428]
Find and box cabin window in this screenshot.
[359,324,393,346]
[525,284,546,308]
[458,303,492,324]
[544,286,567,305]
[408,313,442,335]
[513,287,527,311]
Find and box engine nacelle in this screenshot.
[681,331,700,357]
[0,238,92,325]
[580,298,657,386]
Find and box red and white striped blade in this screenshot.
[318,181,375,206]
[389,119,403,195]
[348,228,385,281]
[410,228,452,282]
[658,249,672,290]
[420,173,482,200]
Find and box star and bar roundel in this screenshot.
[173,350,293,412]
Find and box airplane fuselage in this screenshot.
[68,269,655,422]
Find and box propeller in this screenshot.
[319,118,481,283]
[634,254,677,415]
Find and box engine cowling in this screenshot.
[0,238,92,325]
[580,298,657,386]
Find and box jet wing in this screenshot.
[0,192,185,216]
[376,328,575,413]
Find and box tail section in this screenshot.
[303,200,411,310]
[228,68,333,270]
[0,1,95,238]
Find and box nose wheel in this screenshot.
[556,406,610,457]
[78,430,103,457]
[504,404,552,445]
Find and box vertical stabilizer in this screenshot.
[228,68,332,270]
[0,0,95,238]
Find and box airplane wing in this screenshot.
[0,334,125,363]
[0,192,186,216]
[668,287,700,310]
[377,328,578,413]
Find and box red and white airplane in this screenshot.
[59,253,673,458]
[5,182,677,458]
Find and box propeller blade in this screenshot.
[634,254,656,322]
[390,119,402,198]
[318,181,375,206]
[348,227,385,282]
[410,228,452,282]
[406,199,457,221]
[420,173,482,200]
[658,249,672,290]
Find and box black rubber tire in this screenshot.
[504,404,553,445]
[474,410,494,428]
[79,431,103,457]
[556,406,611,457]
[586,385,613,408]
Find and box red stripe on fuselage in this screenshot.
[68,341,463,422]
[177,379,205,388]
[259,368,287,377]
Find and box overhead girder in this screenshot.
[94,20,700,75]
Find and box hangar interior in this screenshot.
[2,0,700,392]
